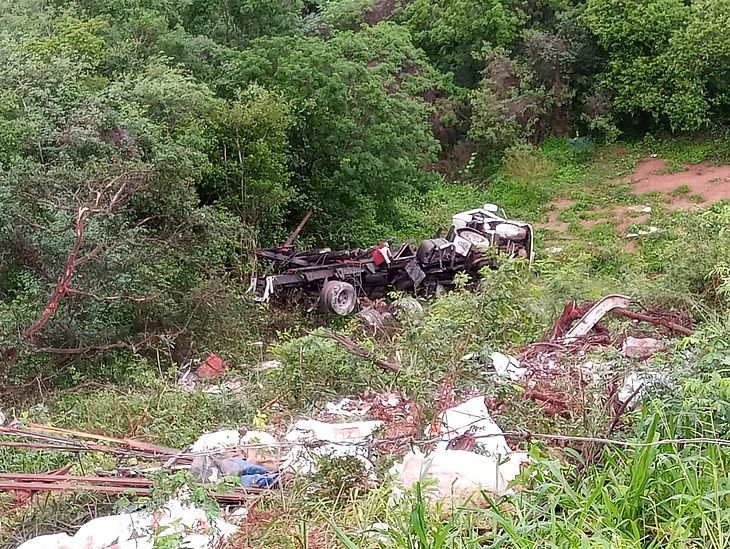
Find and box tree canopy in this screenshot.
[4,0,730,372]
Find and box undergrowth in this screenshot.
[7,137,730,548]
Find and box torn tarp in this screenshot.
[283,419,383,475]
[15,496,239,549]
[392,396,528,503]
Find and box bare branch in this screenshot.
[22,207,90,340]
[35,342,135,355]
[66,289,162,302]
[313,330,400,373]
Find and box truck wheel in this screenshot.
[320,281,357,315]
[457,228,490,245]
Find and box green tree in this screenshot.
[584,0,707,130]
[399,0,524,86]
[202,85,294,244]
[0,17,244,375]
[220,24,441,244]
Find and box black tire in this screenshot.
[319,280,358,315]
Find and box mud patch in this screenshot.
[618,158,730,207]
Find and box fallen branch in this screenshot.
[22,207,90,340]
[612,308,693,336]
[314,331,400,373]
[36,342,135,355]
[66,289,162,302]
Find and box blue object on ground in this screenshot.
[229,458,279,488]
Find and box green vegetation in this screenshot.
[5,0,730,547]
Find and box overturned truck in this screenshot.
[250,205,534,315]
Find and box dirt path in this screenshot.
[537,156,730,252]
[618,157,730,206]
[542,157,730,236]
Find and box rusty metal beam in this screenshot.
[283,209,313,248]
[0,476,265,502]
[0,473,152,486]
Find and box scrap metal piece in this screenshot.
[404,259,426,287]
[562,294,631,343]
[283,209,313,248]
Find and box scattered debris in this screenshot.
[196,353,229,378]
[627,226,661,238]
[562,294,631,343]
[201,379,246,394]
[190,429,246,453]
[366,392,420,455]
[324,398,371,418]
[393,396,528,502]
[490,351,527,381]
[357,305,393,333]
[283,419,383,474]
[390,297,424,318]
[15,496,239,549]
[190,429,281,471]
[622,336,665,360]
[257,359,283,371]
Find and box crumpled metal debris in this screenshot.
[15,496,239,549]
[490,351,527,381]
[390,297,424,319]
[563,295,631,343]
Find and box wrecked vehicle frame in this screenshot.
[249,205,535,315]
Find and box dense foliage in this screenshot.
[3,0,730,387]
[7,1,730,546]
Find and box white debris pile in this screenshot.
[283,419,383,474]
[392,396,528,503]
[324,397,372,417]
[626,226,661,238]
[618,371,669,404]
[186,408,392,480]
[490,351,528,381]
[191,429,280,476]
[16,497,239,549]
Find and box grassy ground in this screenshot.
[5,134,730,547]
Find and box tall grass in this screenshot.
[334,403,730,548]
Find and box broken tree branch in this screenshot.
[313,331,400,373]
[612,308,693,336]
[22,207,90,340]
[283,209,312,248]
